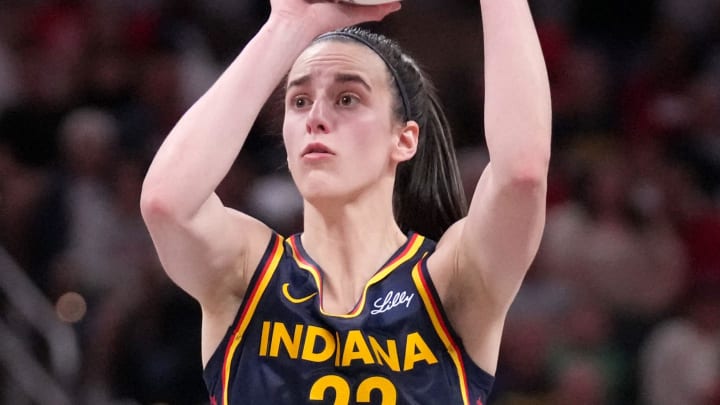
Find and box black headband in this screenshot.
[315,31,412,121]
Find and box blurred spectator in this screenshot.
[78,155,157,400]
[669,73,720,199]
[619,18,697,144]
[490,316,554,405]
[661,148,720,289]
[539,141,687,320]
[640,282,720,405]
[551,44,616,148]
[547,296,628,403]
[0,139,67,294]
[51,107,121,300]
[549,357,608,405]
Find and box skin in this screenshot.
[140,0,551,378]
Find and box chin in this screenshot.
[299,179,361,209]
[292,170,371,207]
[300,184,345,204]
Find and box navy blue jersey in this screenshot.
[203,232,494,405]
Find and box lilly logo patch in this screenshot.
[371,290,414,315]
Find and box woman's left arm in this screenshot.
[430,0,551,372]
[461,0,551,312]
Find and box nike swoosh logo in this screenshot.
[282,283,318,304]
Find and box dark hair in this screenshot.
[314,27,467,241]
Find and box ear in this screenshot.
[391,120,419,163]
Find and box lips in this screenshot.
[301,142,334,157]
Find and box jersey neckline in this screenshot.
[285,231,426,318]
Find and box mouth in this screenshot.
[301,142,335,157]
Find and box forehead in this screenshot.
[288,40,390,87]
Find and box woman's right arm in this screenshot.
[140,1,400,359]
[141,17,314,310]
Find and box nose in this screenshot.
[306,99,330,135]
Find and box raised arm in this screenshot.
[430,0,551,372]
[465,0,551,307]
[140,0,401,361]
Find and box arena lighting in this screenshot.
[55,291,88,323]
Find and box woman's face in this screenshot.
[283,40,411,204]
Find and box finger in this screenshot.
[354,1,402,21]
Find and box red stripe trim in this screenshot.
[288,235,318,272]
[416,263,472,403]
[288,236,324,304]
[382,233,419,270]
[220,235,282,404]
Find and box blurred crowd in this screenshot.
[0,0,719,404]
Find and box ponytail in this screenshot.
[393,75,467,241]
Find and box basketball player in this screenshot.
[140,0,551,403]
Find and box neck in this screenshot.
[301,187,406,313]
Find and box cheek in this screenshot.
[354,119,393,153]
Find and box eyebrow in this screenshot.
[286,73,372,92]
[334,73,372,91]
[287,74,311,90]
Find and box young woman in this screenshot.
[140,0,551,404]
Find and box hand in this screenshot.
[269,0,401,36]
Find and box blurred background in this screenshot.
[1,0,719,404]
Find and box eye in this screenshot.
[337,93,359,107]
[292,95,311,109]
